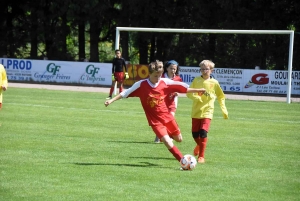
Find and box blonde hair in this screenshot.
[148,60,163,74]
[199,60,215,70]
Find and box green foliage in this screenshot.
[1,88,299,200]
[0,0,299,69]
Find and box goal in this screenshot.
[115,27,294,103]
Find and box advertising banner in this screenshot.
[0,58,112,85]
[1,58,299,95]
[178,67,300,95]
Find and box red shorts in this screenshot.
[169,107,176,113]
[151,120,181,139]
[114,72,124,82]
[192,118,211,132]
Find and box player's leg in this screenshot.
[154,136,160,143]
[113,72,124,94]
[166,119,182,142]
[197,129,208,163]
[192,118,210,163]
[192,118,201,156]
[152,124,183,162]
[119,82,124,93]
[154,110,176,143]
[107,80,116,99]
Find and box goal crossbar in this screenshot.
[115,27,294,103]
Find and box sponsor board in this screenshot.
[1,58,299,95]
[1,58,111,85]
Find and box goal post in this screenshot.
[115,27,294,103]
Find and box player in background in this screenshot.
[104,60,206,164]
[106,49,129,99]
[186,60,228,163]
[0,64,8,109]
[154,60,182,143]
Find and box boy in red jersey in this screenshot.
[0,64,8,109]
[106,50,129,99]
[154,60,182,143]
[187,60,228,163]
[104,60,206,165]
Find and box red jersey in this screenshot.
[162,73,183,112]
[120,78,189,125]
[161,73,182,82]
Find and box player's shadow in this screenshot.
[129,156,174,161]
[108,140,156,144]
[73,161,168,168]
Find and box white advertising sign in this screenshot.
[0,58,112,85]
[1,58,299,95]
[179,67,300,95]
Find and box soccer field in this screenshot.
[1,88,299,201]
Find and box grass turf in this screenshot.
[0,88,299,200]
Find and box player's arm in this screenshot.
[111,59,116,81]
[187,88,206,96]
[123,58,128,72]
[216,83,228,119]
[186,80,203,102]
[104,94,122,107]
[165,79,205,97]
[112,58,115,74]
[172,76,183,97]
[104,81,142,107]
[123,59,129,79]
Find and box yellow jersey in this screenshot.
[0,64,8,88]
[187,76,228,119]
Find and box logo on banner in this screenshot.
[244,73,269,88]
[80,65,105,82]
[47,63,61,75]
[34,63,71,81]
[86,65,99,76]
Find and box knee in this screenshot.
[192,132,199,138]
[192,129,207,138]
[199,129,207,138]
[176,136,182,142]
[173,134,182,142]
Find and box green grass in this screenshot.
[0,88,299,201]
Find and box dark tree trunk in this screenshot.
[0,3,8,57]
[89,21,100,62]
[120,32,129,61]
[138,33,148,64]
[30,7,38,59]
[149,35,156,62]
[78,19,85,61]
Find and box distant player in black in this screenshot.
[106,49,129,99]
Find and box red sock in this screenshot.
[119,86,123,93]
[193,137,200,145]
[168,146,183,162]
[199,138,208,158]
[109,87,114,96]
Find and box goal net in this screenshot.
[115,27,294,103]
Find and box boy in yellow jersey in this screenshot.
[187,60,228,163]
[0,64,8,109]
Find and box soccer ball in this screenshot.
[180,154,197,170]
